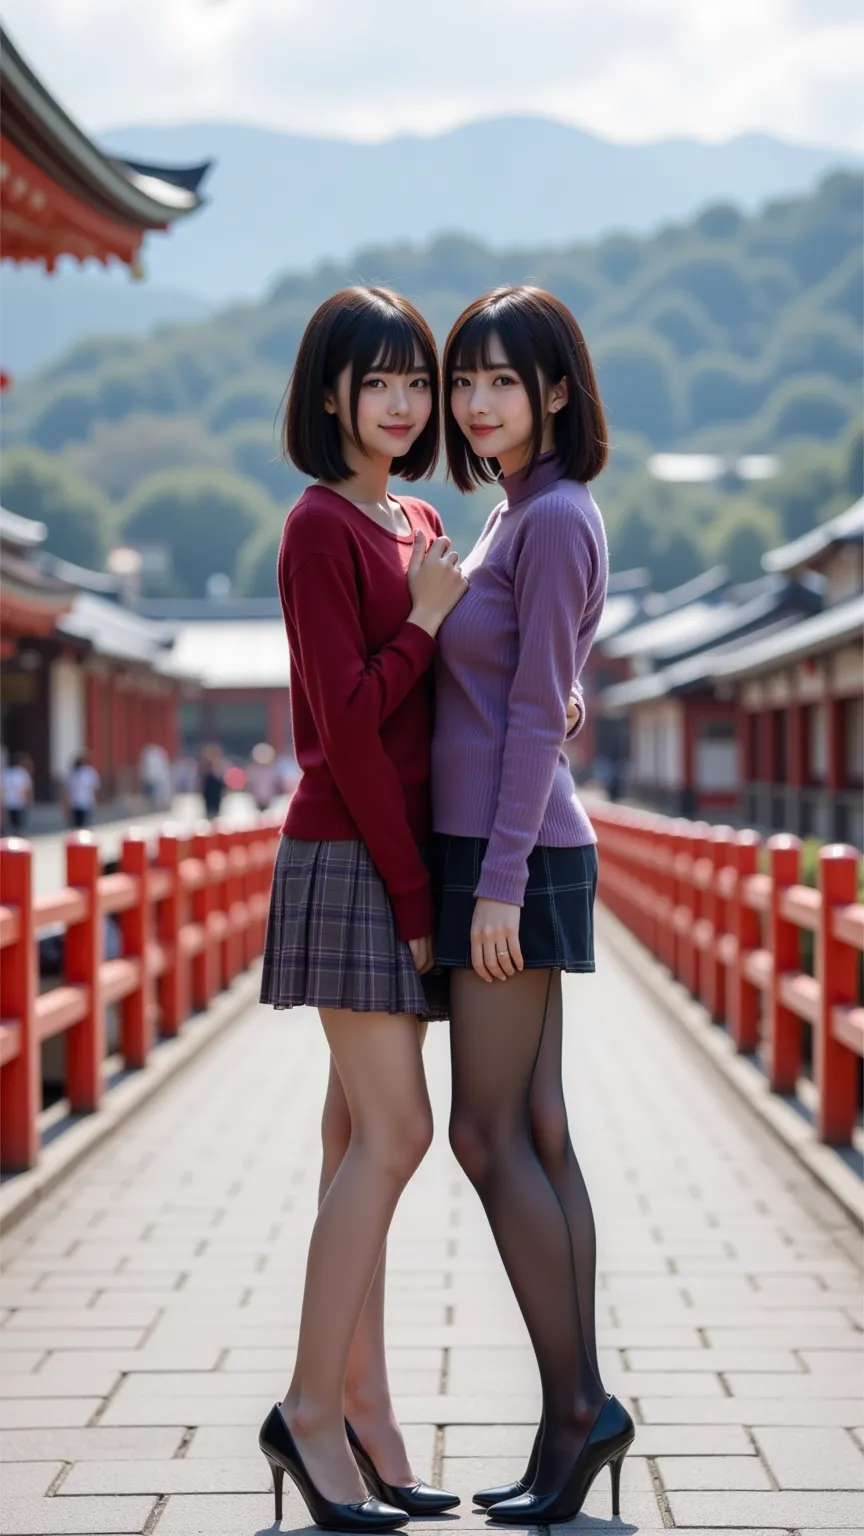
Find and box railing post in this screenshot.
[767,834,802,1093]
[704,826,734,1023]
[816,845,861,1144]
[156,830,187,1035]
[190,827,217,1009]
[65,836,104,1113]
[0,840,39,1171]
[728,830,761,1053]
[119,833,152,1069]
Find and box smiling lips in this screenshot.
[381,424,412,436]
[470,423,500,436]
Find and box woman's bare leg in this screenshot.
[282,1009,433,1501]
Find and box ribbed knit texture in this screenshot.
[431,455,608,907]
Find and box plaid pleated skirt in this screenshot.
[260,837,449,1019]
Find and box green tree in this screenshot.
[226,423,307,504]
[63,413,228,501]
[31,381,101,450]
[0,445,110,568]
[652,528,703,590]
[594,331,682,443]
[121,469,277,596]
[761,376,855,443]
[235,523,283,598]
[686,354,766,430]
[718,518,770,582]
[204,375,283,434]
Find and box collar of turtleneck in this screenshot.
[499,451,565,510]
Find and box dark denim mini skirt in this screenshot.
[432,835,598,973]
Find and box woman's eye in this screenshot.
[452,377,470,388]
[494,374,517,386]
[363,377,385,388]
[410,377,429,389]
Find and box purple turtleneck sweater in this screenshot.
[431,455,608,907]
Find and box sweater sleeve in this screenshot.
[475,501,596,906]
[286,551,435,941]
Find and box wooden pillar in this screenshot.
[826,696,844,793]
[766,835,802,1093]
[0,840,39,1171]
[119,835,152,1069]
[728,830,761,1053]
[816,845,861,1144]
[65,836,104,1113]
[787,703,806,789]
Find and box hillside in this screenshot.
[0,115,860,376]
[1,172,861,598]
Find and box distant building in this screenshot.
[0,509,188,801]
[597,501,864,845]
[713,500,864,845]
[0,24,209,281]
[135,599,291,761]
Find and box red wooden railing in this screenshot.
[591,803,864,1147]
[0,820,281,1174]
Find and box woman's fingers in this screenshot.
[470,932,494,983]
[493,940,517,978]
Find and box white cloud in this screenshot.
[4,0,863,149]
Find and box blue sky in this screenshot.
[5,0,863,149]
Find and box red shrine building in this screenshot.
[1,26,210,804]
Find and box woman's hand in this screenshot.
[470,899,524,983]
[409,934,435,975]
[407,533,468,637]
[565,696,581,736]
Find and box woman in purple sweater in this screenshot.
[431,286,635,1523]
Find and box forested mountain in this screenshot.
[1,172,861,597]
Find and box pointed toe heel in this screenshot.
[487,1396,635,1526]
[473,1479,528,1509]
[259,1405,408,1531]
[345,1419,460,1515]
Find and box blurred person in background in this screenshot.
[138,742,173,811]
[65,750,100,830]
[246,742,279,811]
[2,752,34,834]
[200,744,226,820]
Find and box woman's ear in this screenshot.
[549,376,570,414]
[323,391,338,416]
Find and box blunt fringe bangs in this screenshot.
[282,286,440,482]
[443,286,608,493]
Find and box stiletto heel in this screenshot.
[610,1450,625,1517]
[267,1456,284,1521]
[487,1396,635,1525]
[345,1420,460,1514]
[259,1404,408,1531]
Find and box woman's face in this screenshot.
[450,332,534,465]
[325,345,433,463]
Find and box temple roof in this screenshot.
[1,25,211,268]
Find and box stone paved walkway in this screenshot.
[1,926,862,1534]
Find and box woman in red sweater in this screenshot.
[257,287,466,1531]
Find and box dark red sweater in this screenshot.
[278,485,443,941]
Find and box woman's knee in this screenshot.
[449,1108,502,1189]
[364,1099,433,1187]
[530,1096,571,1178]
[320,1071,351,1165]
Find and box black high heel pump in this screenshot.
[486,1396,635,1525]
[259,1404,408,1532]
[473,1424,540,1508]
[346,1419,460,1514]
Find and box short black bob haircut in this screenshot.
[282,286,440,483]
[443,285,608,493]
